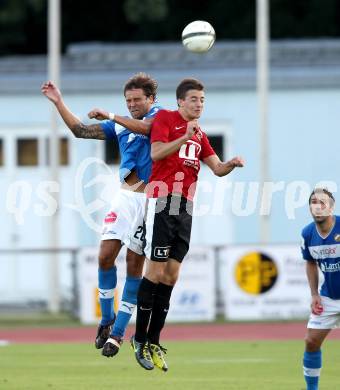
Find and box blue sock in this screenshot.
[303,350,322,390]
[111,276,142,339]
[98,266,117,326]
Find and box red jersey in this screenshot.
[148,109,216,200]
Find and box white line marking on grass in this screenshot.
[189,358,271,364]
[0,340,9,346]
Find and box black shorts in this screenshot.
[143,195,193,262]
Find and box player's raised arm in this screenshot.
[88,108,153,135]
[203,154,244,177]
[151,120,196,161]
[41,81,106,140]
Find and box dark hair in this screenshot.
[124,72,158,99]
[176,78,204,100]
[309,188,335,204]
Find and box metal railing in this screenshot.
[0,248,80,316]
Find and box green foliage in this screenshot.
[0,0,46,55]
[0,0,340,55]
[123,0,168,23]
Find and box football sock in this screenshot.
[135,277,158,343]
[98,266,117,326]
[303,350,321,390]
[111,276,141,339]
[147,282,173,345]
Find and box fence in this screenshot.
[0,244,311,322]
[0,248,79,315]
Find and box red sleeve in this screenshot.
[150,110,170,143]
[200,132,216,160]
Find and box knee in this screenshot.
[98,252,115,271]
[161,271,178,286]
[305,334,322,352]
[144,267,164,284]
[126,254,144,277]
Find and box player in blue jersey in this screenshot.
[300,188,340,390]
[41,73,160,358]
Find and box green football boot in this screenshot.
[150,343,168,372]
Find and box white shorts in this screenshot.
[101,189,146,255]
[307,295,340,329]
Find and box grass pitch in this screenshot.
[1,340,340,390]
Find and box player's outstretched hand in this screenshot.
[229,156,245,168]
[88,108,110,121]
[41,81,61,104]
[311,294,323,315]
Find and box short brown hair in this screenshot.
[176,78,204,100]
[124,72,158,99]
[309,188,335,204]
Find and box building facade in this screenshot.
[1,39,340,305]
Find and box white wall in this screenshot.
[1,87,340,250]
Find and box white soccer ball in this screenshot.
[182,20,216,53]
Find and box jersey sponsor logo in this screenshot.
[334,234,340,242]
[179,140,201,161]
[309,244,340,259]
[154,246,171,259]
[320,261,340,273]
[104,211,117,224]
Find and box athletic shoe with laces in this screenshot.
[94,319,115,349]
[130,335,154,370]
[102,336,123,357]
[150,343,168,372]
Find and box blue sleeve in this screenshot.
[100,120,118,141]
[144,105,162,119]
[300,228,313,261]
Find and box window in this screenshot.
[208,135,224,160]
[17,138,38,166]
[46,137,69,166]
[59,138,69,165]
[0,139,3,166]
[105,137,120,165]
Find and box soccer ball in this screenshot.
[181,21,216,53]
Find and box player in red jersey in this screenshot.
[130,78,244,371]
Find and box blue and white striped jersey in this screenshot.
[100,105,161,183]
[301,215,340,299]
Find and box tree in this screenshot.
[0,0,340,56]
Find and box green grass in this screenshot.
[1,340,340,390]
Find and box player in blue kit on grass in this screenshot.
[300,188,340,390]
[42,73,161,358]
